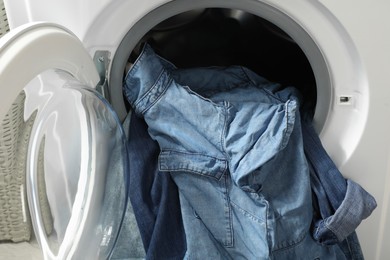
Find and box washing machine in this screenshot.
[1,0,389,259]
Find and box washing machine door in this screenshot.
[0,23,129,259]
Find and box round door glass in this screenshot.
[21,69,129,259]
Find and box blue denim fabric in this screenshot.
[124,44,347,259]
[169,54,376,259]
[109,113,146,260]
[110,195,146,260]
[302,121,376,259]
[95,111,145,260]
[126,110,186,260]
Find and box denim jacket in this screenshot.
[124,44,349,259]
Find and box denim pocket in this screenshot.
[165,163,234,248]
[159,150,228,180]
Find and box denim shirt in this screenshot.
[124,44,347,259]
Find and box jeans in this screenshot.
[124,44,347,259]
[126,111,186,259]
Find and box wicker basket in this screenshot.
[0,2,54,242]
[0,0,33,243]
[0,0,10,38]
[0,92,34,242]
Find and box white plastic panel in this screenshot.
[0,23,129,259]
[318,1,390,259]
[0,22,99,121]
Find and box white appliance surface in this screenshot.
[2,0,390,259]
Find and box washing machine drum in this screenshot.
[0,23,129,259]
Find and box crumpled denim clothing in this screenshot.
[110,113,146,260]
[171,65,375,260]
[125,45,297,189]
[110,110,186,260]
[126,111,186,259]
[312,179,376,244]
[302,121,376,259]
[124,44,347,259]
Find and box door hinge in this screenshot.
[93,50,111,100]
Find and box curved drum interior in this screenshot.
[123,8,317,116]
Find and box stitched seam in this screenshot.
[230,201,265,224]
[271,231,307,252]
[164,167,226,180]
[161,149,226,161]
[159,150,228,180]
[224,173,234,247]
[134,70,171,114]
[220,102,231,162]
